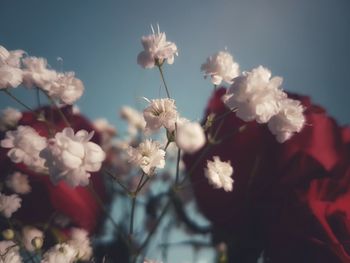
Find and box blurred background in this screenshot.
[1,0,349,262]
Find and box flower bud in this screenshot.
[2,229,14,240]
[31,236,44,250]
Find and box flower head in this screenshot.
[143,98,178,132]
[67,228,92,261]
[0,241,22,263]
[0,107,22,131]
[205,156,234,192]
[41,243,77,263]
[137,24,178,68]
[21,227,44,252]
[223,66,286,123]
[1,125,47,172]
[201,51,240,85]
[40,128,106,187]
[22,56,58,89]
[127,139,165,175]
[0,45,24,68]
[0,193,21,218]
[268,98,305,143]
[45,72,84,105]
[176,120,206,153]
[0,65,23,89]
[6,172,31,194]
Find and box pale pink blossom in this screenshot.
[67,228,92,261]
[0,240,22,263]
[0,193,21,218]
[22,227,44,252]
[205,156,234,192]
[176,121,206,154]
[41,243,77,263]
[137,25,178,68]
[40,128,106,187]
[0,107,22,131]
[0,65,23,89]
[6,172,31,194]
[201,51,240,85]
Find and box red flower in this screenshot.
[183,88,350,262]
[0,106,108,233]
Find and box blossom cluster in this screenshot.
[0,24,314,263]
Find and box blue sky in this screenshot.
[1,0,349,128]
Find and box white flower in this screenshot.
[223,66,286,123]
[41,243,77,263]
[0,65,23,89]
[127,139,165,175]
[268,98,305,143]
[0,193,21,218]
[137,24,178,68]
[22,227,44,252]
[0,241,22,263]
[0,46,24,89]
[40,128,106,187]
[1,126,47,172]
[201,51,240,85]
[0,107,22,131]
[205,156,234,192]
[0,46,24,68]
[143,98,178,132]
[144,260,162,263]
[120,106,146,135]
[93,118,116,135]
[176,121,206,154]
[6,172,31,194]
[67,228,92,261]
[22,57,58,89]
[45,72,84,105]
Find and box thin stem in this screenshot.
[129,195,137,240]
[157,65,171,98]
[164,140,171,151]
[2,89,35,112]
[104,169,131,195]
[36,87,41,108]
[175,148,181,185]
[137,200,171,253]
[44,92,71,127]
[87,182,119,231]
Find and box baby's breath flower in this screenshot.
[223,66,286,123]
[127,139,165,176]
[205,156,234,192]
[0,193,21,218]
[1,126,47,173]
[40,128,106,187]
[137,24,178,69]
[67,228,92,261]
[6,172,31,194]
[143,98,178,132]
[176,120,206,154]
[268,98,305,143]
[0,107,22,131]
[0,240,22,263]
[21,227,44,252]
[41,243,77,263]
[201,51,240,85]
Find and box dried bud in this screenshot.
[2,229,14,240]
[31,236,44,250]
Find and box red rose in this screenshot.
[183,88,349,262]
[0,106,108,233]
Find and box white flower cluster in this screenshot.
[120,106,146,136]
[137,25,178,68]
[0,46,24,90]
[40,128,106,187]
[223,66,305,142]
[6,172,31,195]
[0,241,22,263]
[41,228,92,263]
[0,45,84,104]
[201,50,240,85]
[0,193,21,218]
[0,107,22,131]
[21,226,44,252]
[127,139,165,176]
[1,125,47,173]
[205,156,234,192]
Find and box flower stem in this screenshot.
[104,169,131,195]
[157,65,171,99]
[44,92,71,127]
[175,148,181,185]
[2,89,35,112]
